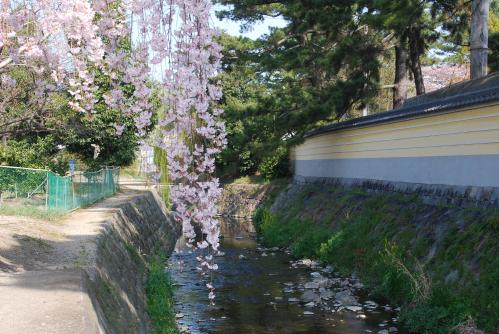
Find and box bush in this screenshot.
[399,289,472,334]
[254,208,330,258]
[258,146,290,181]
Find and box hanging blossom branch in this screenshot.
[1,0,104,119]
[1,0,154,136]
[157,0,226,303]
[2,0,226,302]
[93,0,153,136]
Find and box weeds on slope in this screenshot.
[253,186,499,333]
[146,255,178,334]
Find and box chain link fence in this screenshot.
[0,166,48,208]
[0,166,120,213]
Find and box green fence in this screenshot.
[0,166,48,206]
[0,166,120,212]
[47,168,120,211]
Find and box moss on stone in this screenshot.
[94,275,128,332]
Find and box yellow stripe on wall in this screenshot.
[293,103,499,160]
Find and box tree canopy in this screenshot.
[215,1,386,179]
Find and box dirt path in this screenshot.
[0,188,146,334]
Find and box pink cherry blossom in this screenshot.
[2,0,226,302]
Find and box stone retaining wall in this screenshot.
[294,175,499,208]
[218,183,277,218]
[83,190,179,333]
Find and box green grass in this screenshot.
[253,185,499,333]
[231,175,267,184]
[228,175,290,185]
[125,242,143,266]
[0,204,65,221]
[146,255,178,334]
[121,159,148,180]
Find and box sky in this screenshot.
[211,4,287,40]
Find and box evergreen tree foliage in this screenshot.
[215,3,383,179]
[489,1,499,72]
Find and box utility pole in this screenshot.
[470,0,491,79]
[362,105,370,117]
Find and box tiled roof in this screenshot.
[306,71,499,138]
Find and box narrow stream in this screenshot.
[168,217,403,334]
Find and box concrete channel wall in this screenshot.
[0,189,179,334]
[83,190,179,333]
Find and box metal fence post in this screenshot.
[45,173,49,210]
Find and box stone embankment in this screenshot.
[218,183,280,218]
[253,181,499,332]
[0,189,179,334]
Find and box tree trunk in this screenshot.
[470,0,490,79]
[393,38,409,109]
[409,29,426,95]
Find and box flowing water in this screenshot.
[168,217,402,334]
